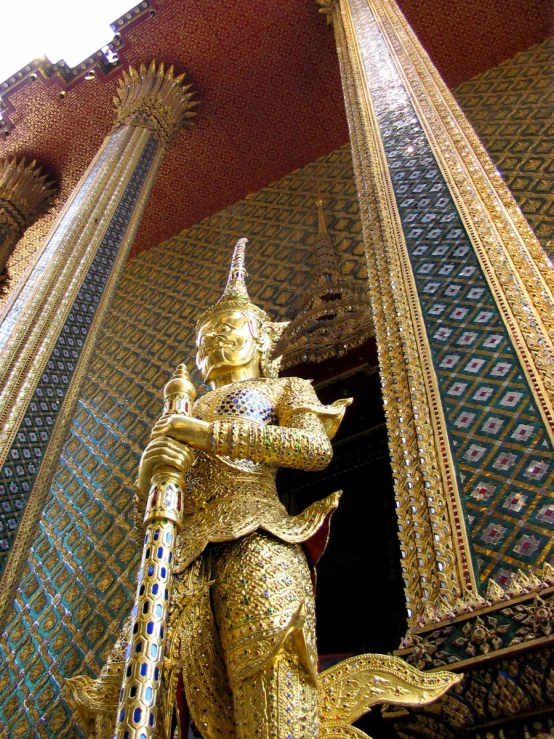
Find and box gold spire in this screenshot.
[220,237,250,301]
[315,180,328,235]
[196,238,268,330]
[313,191,341,280]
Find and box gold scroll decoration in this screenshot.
[318,653,462,736]
[70,639,462,738]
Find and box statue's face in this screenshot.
[196,310,260,382]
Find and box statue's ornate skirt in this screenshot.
[168,531,320,739]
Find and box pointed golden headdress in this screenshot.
[197,238,268,326]
[196,238,289,377]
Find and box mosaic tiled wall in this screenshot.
[0,37,553,736]
[0,145,366,738]
[454,36,554,260]
[0,136,159,578]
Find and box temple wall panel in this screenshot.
[349,1,552,591]
[454,37,554,260]
[0,36,552,736]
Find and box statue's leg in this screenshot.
[211,532,320,739]
[170,557,236,739]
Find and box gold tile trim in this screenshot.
[370,0,554,443]
[332,0,474,624]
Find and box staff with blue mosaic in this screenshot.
[68,238,460,739]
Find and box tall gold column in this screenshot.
[320,0,554,626]
[0,158,56,279]
[0,62,198,627]
[323,0,554,732]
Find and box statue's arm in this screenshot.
[210,377,351,471]
[210,407,332,471]
[150,379,351,472]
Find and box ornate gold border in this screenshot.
[332,0,476,624]
[0,129,165,628]
[370,0,554,442]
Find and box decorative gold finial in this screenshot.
[112,61,199,149]
[221,236,250,301]
[163,363,197,415]
[0,158,57,277]
[315,180,328,235]
[196,237,268,329]
[317,0,339,23]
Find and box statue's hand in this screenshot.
[137,436,194,498]
[151,414,211,451]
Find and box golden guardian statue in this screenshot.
[68,239,460,739]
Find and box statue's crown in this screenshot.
[195,237,290,378]
[196,238,268,329]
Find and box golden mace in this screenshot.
[115,364,196,739]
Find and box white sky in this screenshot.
[1,1,134,84]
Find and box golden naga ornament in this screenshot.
[68,239,460,738]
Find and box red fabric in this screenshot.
[303,508,335,592]
[176,671,190,738]
[303,511,333,570]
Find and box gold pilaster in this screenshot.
[324,0,554,627]
[367,0,554,436]
[0,62,198,628]
[328,0,466,623]
[0,158,56,278]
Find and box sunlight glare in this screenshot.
[1,0,135,84]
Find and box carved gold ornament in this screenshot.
[0,157,56,276]
[112,61,199,148]
[276,196,374,368]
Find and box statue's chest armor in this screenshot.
[185,383,280,509]
[213,386,276,424]
[195,382,279,425]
